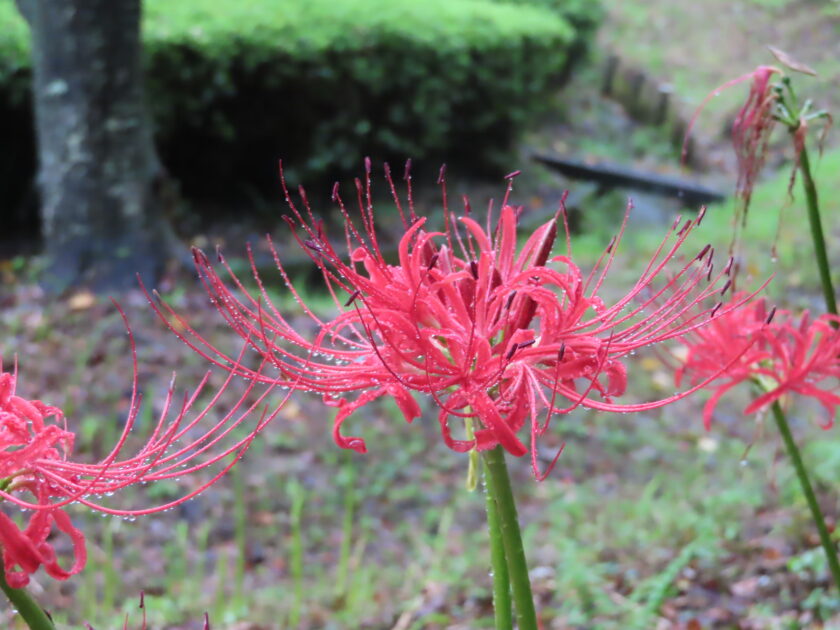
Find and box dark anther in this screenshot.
[331,182,340,202]
[504,169,522,180]
[766,306,777,324]
[719,278,732,296]
[505,291,517,309]
[304,239,323,252]
[428,253,439,270]
[437,164,447,185]
[710,302,722,318]
[558,343,566,361]
[696,244,711,261]
[344,290,361,307]
[606,236,617,254]
[724,256,734,275]
[518,339,536,350]
[505,342,519,360]
[469,260,479,279]
[491,268,503,289]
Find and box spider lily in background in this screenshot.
[682,52,836,315]
[683,64,782,219]
[678,52,840,599]
[0,308,283,591]
[683,55,830,222]
[150,159,757,480]
[674,294,840,430]
[672,293,840,594]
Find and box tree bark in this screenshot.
[19,0,173,292]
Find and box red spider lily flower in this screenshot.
[0,311,284,588]
[683,65,782,221]
[150,161,755,479]
[674,295,840,429]
[0,370,84,587]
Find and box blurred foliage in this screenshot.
[0,0,602,211]
[566,146,840,301]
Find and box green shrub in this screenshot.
[0,0,599,209]
[489,0,604,44]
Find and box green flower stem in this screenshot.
[797,144,838,318]
[0,560,56,630]
[483,461,512,630]
[482,446,538,630]
[771,401,840,592]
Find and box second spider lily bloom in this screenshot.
[0,313,284,588]
[153,161,752,479]
[672,293,774,429]
[675,296,840,429]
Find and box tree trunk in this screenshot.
[18,0,173,292]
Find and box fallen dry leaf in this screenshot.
[768,46,818,76]
[67,289,96,311]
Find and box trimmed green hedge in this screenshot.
[488,0,604,48]
[0,0,600,208]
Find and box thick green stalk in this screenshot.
[0,561,56,630]
[771,401,840,592]
[483,462,512,630]
[483,446,538,630]
[797,145,838,317]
